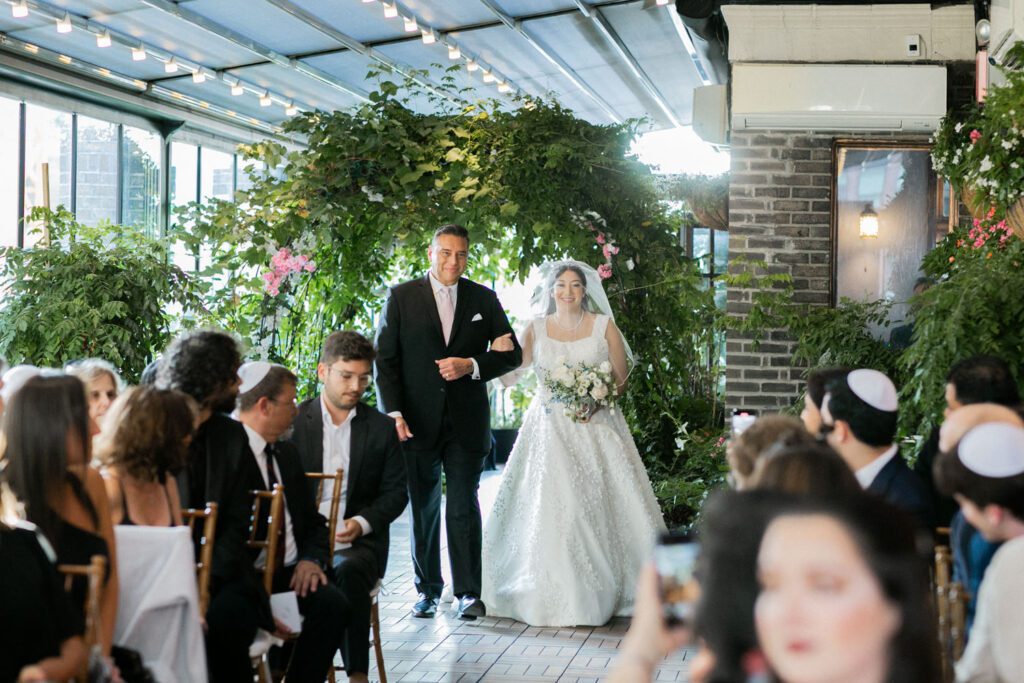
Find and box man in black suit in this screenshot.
[820,368,933,528]
[288,331,408,683]
[236,362,351,683]
[375,224,522,620]
[159,330,274,682]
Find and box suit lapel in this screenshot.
[449,278,471,347]
[305,399,325,472]
[867,452,899,496]
[420,275,445,343]
[347,409,368,511]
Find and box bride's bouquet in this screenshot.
[541,358,617,423]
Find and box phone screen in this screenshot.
[654,534,700,625]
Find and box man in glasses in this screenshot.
[288,331,408,683]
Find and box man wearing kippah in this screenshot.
[819,368,932,528]
[935,422,1024,682]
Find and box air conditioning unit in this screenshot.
[731,63,947,132]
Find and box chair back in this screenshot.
[306,468,345,550]
[247,484,285,594]
[182,502,219,617]
[59,554,108,683]
[934,544,954,682]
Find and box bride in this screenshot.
[482,260,667,627]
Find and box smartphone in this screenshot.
[731,409,758,436]
[654,533,701,626]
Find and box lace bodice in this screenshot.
[532,314,610,369]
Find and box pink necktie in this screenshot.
[439,287,454,344]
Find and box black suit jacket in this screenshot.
[867,450,933,529]
[287,398,409,577]
[374,274,522,453]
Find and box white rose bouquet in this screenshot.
[541,359,617,423]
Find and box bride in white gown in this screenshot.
[482,260,667,627]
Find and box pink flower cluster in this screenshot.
[263,247,316,296]
[970,129,982,144]
[967,211,1013,251]
[594,232,619,279]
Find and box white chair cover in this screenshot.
[113,526,207,683]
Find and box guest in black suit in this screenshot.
[288,331,408,683]
[236,362,351,683]
[158,330,274,682]
[819,368,932,528]
[375,224,522,620]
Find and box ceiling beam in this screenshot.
[138,0,370,104]
[572,0,682,127]
[473,0,623,123]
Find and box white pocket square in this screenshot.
[471,313,483,322]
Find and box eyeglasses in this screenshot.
[326,367,372,385]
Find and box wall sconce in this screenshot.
[859,203,879,239]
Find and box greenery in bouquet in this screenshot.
[540,359,617,423]
[962,44,1024,212]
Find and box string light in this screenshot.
[192,69,206,83]
[285,102,298,116]
[382,3,398,19]
[421,29,436,45]
[259,91,272,107]
[447,43,461,60]
[482,70,496,83]
[231,83,244,96]
[131,45,146,61]
[497,81,511,93]
[164,57,178,73]
[402,16,417,32]
[58,54,72,64]
[466,58,478,72]
[11,1,28,19]
[96,30,112,48]
[57,12,73,34]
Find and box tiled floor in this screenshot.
[346,469,694,682]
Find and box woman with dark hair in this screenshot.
[755,495,940,683]
[96,386,196,527]
[0,479,87,682]
[799,367,850,435]
[748,443,861,495]
[3,375,120,663]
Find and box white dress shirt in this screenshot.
[854,444,899,489]
[321,398,371,552]
[241,423,298,567]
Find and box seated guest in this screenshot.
[66,358,123,428]
[748,443,862,495]
[95,386,196,526]
[4,375,120,665]
[236,362,350,683]
[157,330,273,681]
[934,422,1024,682]
[799,367,850,435]
[726,415,817,490]
[1,483,87,683]
[287,331,408,683]
[755,495,940,683]
[820,369,932,526]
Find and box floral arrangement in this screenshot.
[262,247,316,296]
[575,210,626,279]
[541,358,617,422]
[929,103,983,189]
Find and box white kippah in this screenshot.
[238,361,274,395]
[958,423,1024,477]
[1,364,41,402]
[847,368,898,412]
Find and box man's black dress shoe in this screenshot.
[412,595,437,618]
[456,595,486,621]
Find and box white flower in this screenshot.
[1002,139,1015,150]
[590,384,609,400]
[980,156,994,173]
[1012,162,1020,169]
[626,258,635,271]
[955,122,964,133]
[576,385,588,397]
[599,361,611,374]
[360,185,384,203]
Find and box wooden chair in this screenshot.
[308,469,389,683]
[59,554,108,683]
[934,543,972,682]
[246,484,285,683]
[182,502,218,617]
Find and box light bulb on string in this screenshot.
[57,13,73,34]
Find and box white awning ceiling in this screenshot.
[0,0,714,137]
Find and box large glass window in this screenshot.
[200,148,235,201]
[24,104,72,245]
[122,126,162,236]
[170,142,199,271]
[75,115,119,227]
[0,97,20,246]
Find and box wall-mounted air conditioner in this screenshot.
[731,63,947,132]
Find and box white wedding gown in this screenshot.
[482,314,667,626]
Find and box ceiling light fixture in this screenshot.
[57,12,73,33]
[231,83,244,96]
[96,30,112,48]
[447,43,461,60]
[285,102,298,116]
[259,91,272,107]
[421,29,436,45]
[132,44,146,61]
[482,70,496,83]
[58,54,72,64]
[466,58,478,72]
[382,3,398,19]
[403,16,417,32]
[192,69,206,83]
[164,57,178,73]
[497,81,511,93]
[11,1,28,19]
